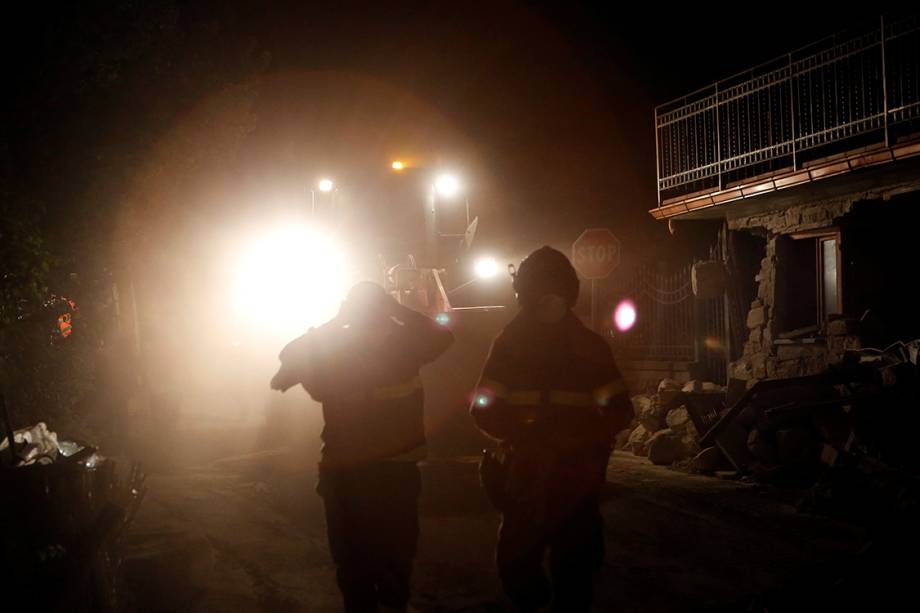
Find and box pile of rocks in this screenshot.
[617,379,728,471]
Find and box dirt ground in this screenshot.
[119,449,867,612]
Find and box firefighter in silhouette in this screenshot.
[271,281,454,613]
[471,246,632,612]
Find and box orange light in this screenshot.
[391,160,405,171]
[704,336,724,351]
[58,313,73,338]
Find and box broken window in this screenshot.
[819,236,840,319]
[779,229,842,333]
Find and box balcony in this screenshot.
[652,15,920,220]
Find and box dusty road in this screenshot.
[119,450,866,612]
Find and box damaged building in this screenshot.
[652,16,920,387]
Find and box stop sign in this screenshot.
[572,228,621,279]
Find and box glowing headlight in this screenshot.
[435,174,460,197]
[234,224,349,336]
[474,257,499,279]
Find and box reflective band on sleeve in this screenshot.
[507,390,541,405]
[478,378,509,399]
[505,390,595,408]
[373,376,423,400]
[593,379,628,406]
[548,390,595,407]
[341,376,423,403]
[499,381,628,409]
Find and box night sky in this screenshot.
[2,2,891,273]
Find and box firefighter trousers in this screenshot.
[318,461,421,613]
[497,495,605,612]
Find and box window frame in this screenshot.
[788,227,842,325]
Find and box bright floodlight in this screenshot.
[435,174,460,197]
[234,224,349,337]
[614,300,637,332]
[318,179,334,192]
[391,161,405,171]
[474,257,499,279]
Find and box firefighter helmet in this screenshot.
[512,246,579,309]
[340,281,392,324]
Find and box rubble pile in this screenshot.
[726,341,920,609]
[707,339,920,522]
[1,396,146,610]
[619,379,730,471]
[619,339,920,524]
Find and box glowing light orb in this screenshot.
[435,312,450,326]
[318,179,334,192]
[614,300,637,332]
[391,161,405,170]
[474,257,499,279]
[476,394,490,407]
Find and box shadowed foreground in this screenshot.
[120,451,864,612]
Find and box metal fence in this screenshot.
[656,15,920,202]
[610,264,726,382]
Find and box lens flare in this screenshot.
[614,300,637,332]
[435,312,450,326]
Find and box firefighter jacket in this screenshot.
[471,311,632,455]
[274,304,454,467]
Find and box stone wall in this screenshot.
[728,200,861,384]
[727,198,855,234]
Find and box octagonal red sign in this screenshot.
[572,228,621,279]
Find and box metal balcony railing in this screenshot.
[655,15,920,205]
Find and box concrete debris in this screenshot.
[647,429,689,466]
[624,380,722,466]
[701,337,920,522]
[614,428,632,451]
[665,406,691,431]
[633,394,667,432]
[626,424,652,456]
[680,380,723,393]
[626,336,920,528]
[658,378,682,393]
[692,447,727,473]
